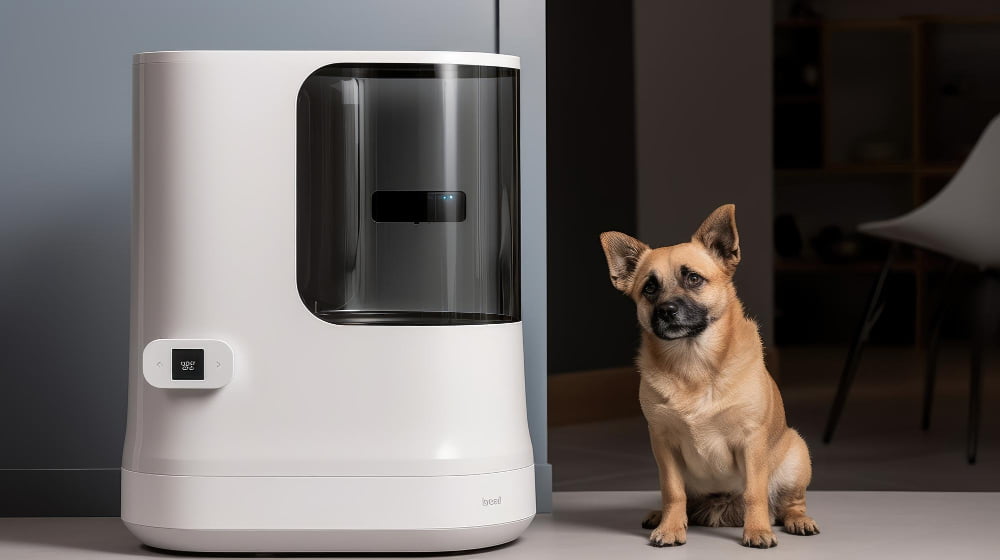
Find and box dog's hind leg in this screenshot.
[771,431,820,536]
[775,488,819,535]
[641,510,661,529]
[687,493,744,527]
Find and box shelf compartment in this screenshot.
[825,24,916,167]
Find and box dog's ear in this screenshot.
[692,204,740,273]
[600,232,650,293]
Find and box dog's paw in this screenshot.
[783,515,820,536]
[742,527,778,548]
[649,523,686,547]
[641,510,662,530]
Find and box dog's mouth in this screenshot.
[650,299,710,340]
[651,319,708,340]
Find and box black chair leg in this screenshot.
[968,270,998,464]
[824,243,898,444]
[922,260,959,431]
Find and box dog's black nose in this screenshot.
[656,302,679,319]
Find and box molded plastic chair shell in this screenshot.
[859,114,1000,268]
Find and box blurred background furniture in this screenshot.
[822,114,1000,463]
[774,16,1000,346]
[546,2,1000,495]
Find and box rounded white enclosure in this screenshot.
[124,51,534,553]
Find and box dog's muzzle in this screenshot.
[651,298,709,340]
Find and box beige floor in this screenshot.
[1,491,998,558]
[551,345,1000,491]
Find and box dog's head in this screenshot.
[600,204,741,341]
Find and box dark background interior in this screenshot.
[547,0,1000,377]
[545,0,1000,493]
[546,0,638,374]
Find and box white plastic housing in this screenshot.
[124,51,534,553]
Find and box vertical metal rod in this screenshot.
[921,260,959,431]
[968,270,997,464]
[824,243,897,444]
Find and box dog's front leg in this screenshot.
[741,441,777,548]
[647,427,686,546]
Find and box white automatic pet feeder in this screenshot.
[122,51,535,553]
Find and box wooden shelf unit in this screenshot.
[773,15,1000,345]
[775,258,919,273]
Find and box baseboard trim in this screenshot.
[534,463,553,513]
[0,468,121,517]
[548,366,641,427]
[549,348,781,427]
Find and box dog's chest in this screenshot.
[640,378,744,490]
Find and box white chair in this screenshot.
[823,114,1000,464]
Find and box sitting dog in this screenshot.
[600,204,819,548]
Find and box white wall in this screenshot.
[634,0,774,345]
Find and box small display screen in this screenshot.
[372,191,466,223]
[172,348,204,381]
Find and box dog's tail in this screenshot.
[687,493,745,527]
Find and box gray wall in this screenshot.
[634,0,774,345]
[0,0,549,515]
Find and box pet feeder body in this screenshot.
[122,51,534,553]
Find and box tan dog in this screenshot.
[600,204,819,548]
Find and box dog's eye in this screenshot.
[686,272,703,288]
[642,278,658,295]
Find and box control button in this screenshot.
[142,339,233,389]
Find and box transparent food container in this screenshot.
[297,63,520,325]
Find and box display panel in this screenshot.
[297,63,520,326]
[172,348,204,381]
[372,191,466,223]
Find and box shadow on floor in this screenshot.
[547,492,746,546]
